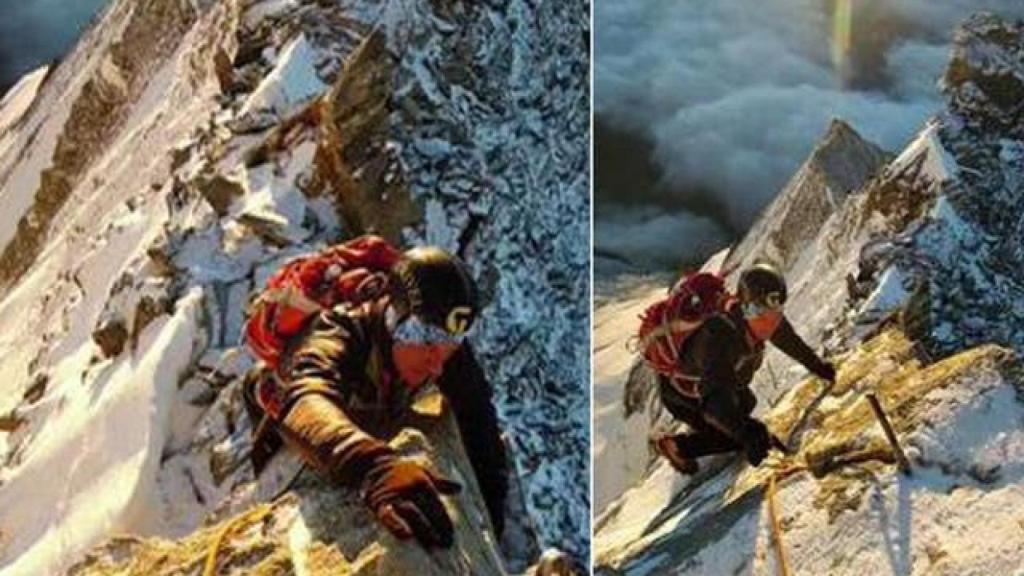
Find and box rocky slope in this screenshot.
[595,12,1024,575]
[0,0,588,574]
[67,410,510,576]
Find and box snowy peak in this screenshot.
[814,118,891,197]
[725,118,888,274]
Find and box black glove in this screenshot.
[740,419,771,466]
[813,360,836,383]
[363,459,462,549]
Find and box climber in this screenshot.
[242,239,507,550]
[651,263,836,474]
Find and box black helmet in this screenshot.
[390,246,479,336]
[738,263,787,308]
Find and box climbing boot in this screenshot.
[651,433,699,475]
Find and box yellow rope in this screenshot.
[202,506,271,576]
[766,475,793,576]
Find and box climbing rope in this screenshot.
[202,506,271,576]
[766,475,792,576]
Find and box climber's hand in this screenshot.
[363,458,462,549]
[814,360,837,383]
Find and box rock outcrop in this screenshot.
[68,412,509,576]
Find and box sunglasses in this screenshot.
[392,314,468,346]
[741,296,783,319]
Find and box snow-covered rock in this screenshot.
[596,331,1024,575]
[69,413,510,576]
[0,0,588,573]
[596,13,1024,574]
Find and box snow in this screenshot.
[239,33,326,118]
[0,290,204,576]
[858,266,910,317]
[890,121,958,186]
[593,284,664,513]
[0,66,48,138]
[242,0,297,30]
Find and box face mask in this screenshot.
[746,309,783,341]
[392,341,459,388]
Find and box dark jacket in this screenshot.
[674,303,830,441]
[254,298,508,534]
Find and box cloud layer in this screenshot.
[0,0,109,92]
[596,0,1024,256]
[595,206,729,273]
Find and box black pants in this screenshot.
[658,377,755,458]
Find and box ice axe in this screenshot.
[866,393,913,475]
[770,433,793,456]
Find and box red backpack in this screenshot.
[244,235,402,371]
[634,272,733,394]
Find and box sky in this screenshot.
[0,0,110,94]
[595,0,1024,274]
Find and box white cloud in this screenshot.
[596,0,1024,230]
[596,206,729,270]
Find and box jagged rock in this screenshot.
[92,316,129,358]
[237,210,292,247]
[70,415,507,576]
[22,374,48,405]
[312,31,421,242]
[0,411,25,433]
[943,13,1024,128]
[213,47,236,94]
[531,549,580,576]
[194,173,245,216]
[131,294,172,347]
[146,237,179,278]
[726,119,889,273]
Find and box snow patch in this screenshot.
[0,290,204,576]
[891,121,959,185]
[239,34,327,118]
[859,266,910,317]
